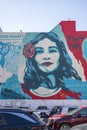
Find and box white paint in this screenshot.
[0,100,87,110]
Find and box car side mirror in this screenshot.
[77,113,81,118]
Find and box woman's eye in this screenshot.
[49,49,58,53]
[36,51,43,54]
[35,49,44,54]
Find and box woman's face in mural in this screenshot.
[35,38,60,73]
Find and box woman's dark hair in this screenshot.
[23,32,82,90]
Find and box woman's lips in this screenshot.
[42,62,53,66]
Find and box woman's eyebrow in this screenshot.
[35,47,43,50]
[49,46,57,49]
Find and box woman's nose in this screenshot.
[43,57,50,60]
[43,51,51,60]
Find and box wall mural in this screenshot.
[0,21,87,99]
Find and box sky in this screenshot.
[0,0,87,32]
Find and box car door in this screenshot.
[79,107,87,123]
[72,107,87,126]
[0,113,7,126]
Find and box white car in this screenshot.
[49,105,78,116]
[35,106,50,118]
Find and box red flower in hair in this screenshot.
[23,43,35,58]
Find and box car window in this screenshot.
[26,111,40,120]
[62,107,68,114]
[0,113,7,125]
[53,106,62,113]
[67,108,80,115]
[49,106,62,116]
[1,112,36,125]
[37,106,48,110]
[43,106,48,109]
[68,108,77,113]
[80,108,87,117]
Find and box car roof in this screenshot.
[36,106,48,109]
[52,105,78,108]
[0,108,24,113]
[61,105,78,108]
[0,108,34,114]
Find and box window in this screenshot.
[80,108,87,117]
[0,113,7,125]
[68,108,77,113]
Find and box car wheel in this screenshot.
[59,123,71,130]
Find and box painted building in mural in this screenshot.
[0,20,87,100]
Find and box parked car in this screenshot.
[48,105,78,117]
[46,106,80,130]
[48,106,62,116]
[47,106,87,130]
[70,123,87,130]
[35,106,50,118]
[0,108,45,130]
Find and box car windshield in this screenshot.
[37,106,48,110]
[67,108,80,115]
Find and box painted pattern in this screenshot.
[0,21,87,99]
